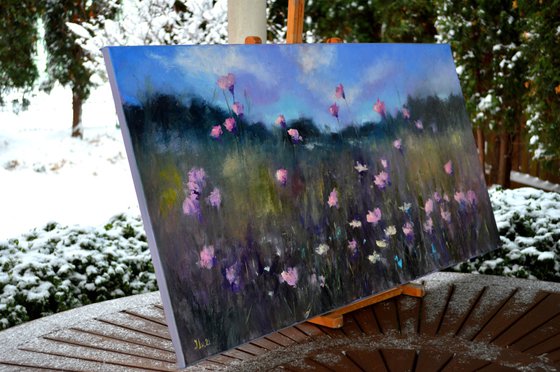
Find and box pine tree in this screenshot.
[436,0,527,187]
[518,0,560,167]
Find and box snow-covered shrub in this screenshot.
[0,214,156,330]
[450,187,560,281]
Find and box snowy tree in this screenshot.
[518,0,560,167]
[69,0,227,86]
[0,0,120,138]
[435,0,527,187]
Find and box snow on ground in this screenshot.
[0,84,139,239]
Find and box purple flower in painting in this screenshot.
[335,83,345,99]
[374,170,390,190]
[187,167,206,194]
[224,117,236,132]
[393,138,402,151]
[444,160,453,175]
[225,264,240,291]
[280,267,298,287]
[454,191,468,208]
[348,239,358,254]
[425,198,434,215]
[217,73,235,96]
[402,107,410,119]
[329,103,339,118]
[287,128,303,143]
[373,98,386,118]
[327,188,338,208]
[415,120,423,129]
[402,222,414,239]
[440,207,452,224]
[206,188,221,208]
[210,125,223,139]
[232,101,244,116]
[433,191,442,203]
[199,245,215,269]
[182,195,200,216]
[423,218,434,234]
[367,208,382,225]
[380,158,389,169]
[275,114,286,128]
[467,190,477,206]
[275,168,288,186]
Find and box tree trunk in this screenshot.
[72,90,83,139]
[497,131,512,188]
[476,127,485,173]
[489,133,500,185]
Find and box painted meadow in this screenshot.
[105,44,499,363]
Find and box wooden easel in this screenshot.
[244,0,425,329]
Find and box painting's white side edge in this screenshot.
[102,47,187,368]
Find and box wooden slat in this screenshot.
[380,349,416,371]
[352,307,383,335]
[71,319,174,353]
[340,315,364,338]
[510,314,560,352]
[20,338,175,371]
[396,295,421,336]
[492,293,560,347]
[441,357,491,371]
[44,328,176,363]
[437,286,487,336]
[373,299,400,334]
[96,311,171,340]
[0,352,144,372]
[278,326,311,343]
[310,352,363,372]
[124,306,167,326]
[524,332,560,355]
[473,291,549,343]
[415,350,454,371]
[345,349,388,372]
[419,285,454,336]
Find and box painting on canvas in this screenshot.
[103,44,499,366]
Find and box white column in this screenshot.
[227,0,267,44]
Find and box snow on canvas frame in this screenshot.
[103,43,499,367]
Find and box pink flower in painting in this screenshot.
[444,160,453,175]
[275,114,286,128]
[348,239,358,253]
[367,208,382,225]
[440,207,452,224]
[210,125,223,139]
[206,188,221,208]
[423,218,434,234]
[380,158,389,169]
[425,198,434,215]
[232,101,244,116]
[225,264,239,287]
[329,103,339,118]
[182,195,200,216]
[199,245,215,269]
[217,73,235,95]
[280,267,298,287]
[275,168,288,186]
[393,138,402,150]
[433,192,442,203]
[467,190,477,206]
[402,222,414,239]
[224,117,236,132]
[415,120,423,129]
[373,98,386,117]
[374,170,390,190]
[402,107,410,119]
[454,191,467,207]
[327,188,338,208]
[287,128,303,143]
[335,83,345,99]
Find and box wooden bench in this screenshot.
[0,272,559,371]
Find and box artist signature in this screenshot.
[194,338,211,350]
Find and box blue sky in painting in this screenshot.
[106,44,462,132]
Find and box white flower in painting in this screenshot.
[368,252,381,264]
[398,202,412,213]
[376,240,388,248]
[384,225,397,236]
[315,244,330,255]
[354,161,368,173]
[349,220,362,228]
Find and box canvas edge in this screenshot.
[101,47,187,368]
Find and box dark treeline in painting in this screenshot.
[121,90,497,360]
